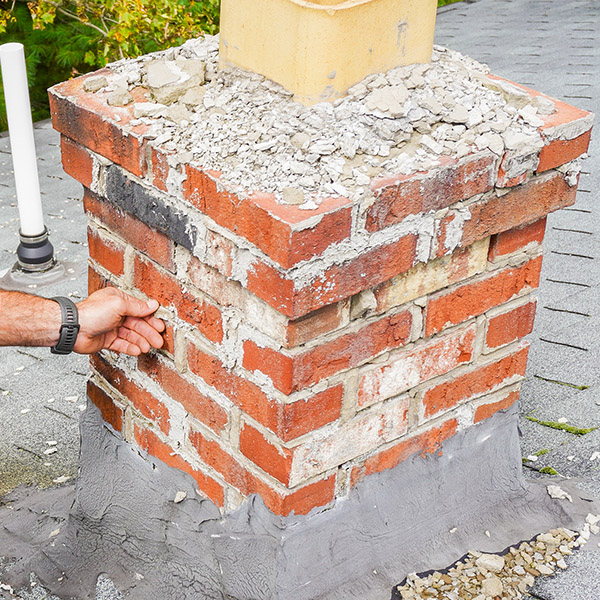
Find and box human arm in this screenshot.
[0,287,165,356]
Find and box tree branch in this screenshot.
[56,6,109,36]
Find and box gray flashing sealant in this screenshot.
[0,402,596,600]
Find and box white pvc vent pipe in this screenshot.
[0,42,45,237]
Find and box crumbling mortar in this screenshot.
[123,245,135,289]
[340,370,359,426]
[90,154,104,194]
[123,404,134,442]
[334,466,351,499]
[455,403,475,430]
[223,486,245,513]
[408,302,424,343]
[173,327,188,373]
[226,406,242,449]
[484,245,543,273]
[406,394,421,431]
[542,113,595,142]
[556,159,583,187]
[472,314,487,361]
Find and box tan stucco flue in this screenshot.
[219,0,438,105]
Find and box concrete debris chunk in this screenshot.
[475,554,505,573]
[547,484,573,502]
[532,94,556,116]
[481,574,503,597]
[365,84,409,116]
[174,491,187,503]
[134,102,167,119]
[147,60,186,88]
[83,75,108,93]
[107,91,133,107]
[519,104,545,128]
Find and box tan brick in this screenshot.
[288,395,410,486]
[374,239,489,312]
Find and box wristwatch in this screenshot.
[50,296,80,355]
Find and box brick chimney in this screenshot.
[48,15,593,600]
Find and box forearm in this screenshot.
[0,291,62,347]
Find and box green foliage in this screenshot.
[0,2,99,130]
[0,0,219,131]
[539,466,559,475]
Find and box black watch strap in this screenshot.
[50,296,80,355]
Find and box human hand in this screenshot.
[74,288,165,356]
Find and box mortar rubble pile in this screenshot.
[49,29,593,522]
[83,35,581,205]
[397,513,600,600]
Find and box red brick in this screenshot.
[358,324,477,408]
[135,424,224,506]
[422,345,529,419]
[245,260,296,316]
[88,265,110,295]
[488,218,547,261]
[474,390,520,423]
[538,129,592,173]
[243,310,412,394]
[247,234,419,319]
[206,229,236,278]
[92,353,170,434]
[187,343,343,441]
[183,166,352,269]
[83,189,174,271]
[425,256,542,337]
[189,426,335,515]
[351,419,457,487]
[87,379,123,432]
[486,301,537,349]
[150,146,173,193]
[270,474,336,516]
[139,353,228,434]
[60,136,94,188]
[161,323,176,356]
[49,76,143,177]
[460,170,576,250]
[134,255,224,344]
[87,227,125,277]
[239,422,293,485]
[367,154,496,232]
[286,302,347,347]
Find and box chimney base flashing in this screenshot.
[0,402,592,600]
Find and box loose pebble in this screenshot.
[547,484,573,503]
[174,491,187,504]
